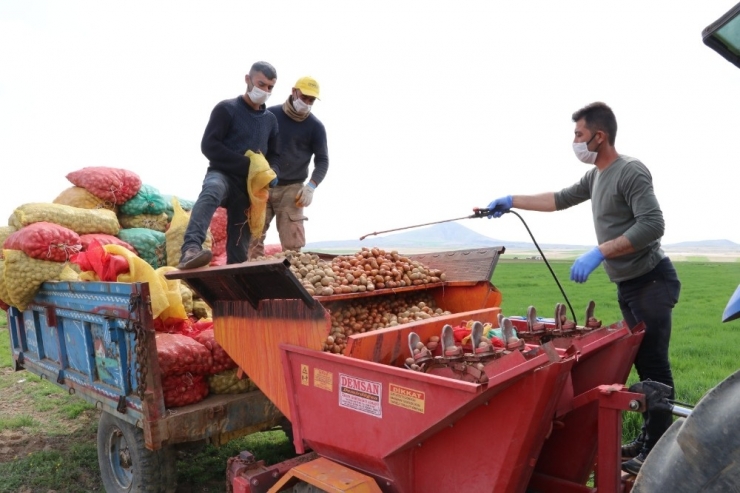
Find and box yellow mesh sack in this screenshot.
[10,203,120,235]
[0,226,17,251]
[155,266,189,321]
[0,258,10,306]
[119,212,169,232]
[207,368,253,394]
[245,150,276,238]
[165,197,213,267]
[53,186,117,213]
[3,249,67,311]
[179,282,194,314]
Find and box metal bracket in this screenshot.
[116,395,127,414]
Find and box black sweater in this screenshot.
[201,96,281,181]
[267,105,328,186]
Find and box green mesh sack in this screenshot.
[117,228,166,269]
[162,195,195,221]
[119,184,168,216]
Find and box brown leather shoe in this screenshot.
[177,248,212,270]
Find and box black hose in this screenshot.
[504,210,578,326]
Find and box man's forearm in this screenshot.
[599,235,636,259]
[512,193,557,212]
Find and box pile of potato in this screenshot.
[271,247,446,296]
[322,292,451,354]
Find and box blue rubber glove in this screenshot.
[486,195,513,218]
[570,247,605,283]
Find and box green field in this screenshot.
[1,260,739,491]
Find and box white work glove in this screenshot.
[296,182,316,207]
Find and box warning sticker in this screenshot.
[389,383,426,414]
[300,365,309,386]
[339,373,382,418]
[314,368,333,391]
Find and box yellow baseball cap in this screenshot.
[294,76,320,99]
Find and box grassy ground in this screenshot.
[1,260,740,491]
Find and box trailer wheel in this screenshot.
[97,411,177,493]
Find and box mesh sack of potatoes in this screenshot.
[0,226,17,256]
[119,212,169,232]
[192,299,211,320]
[155,332,213,376]
[165,197,213,267]
[53,186,117,213]
[10,203,120,235]
[79,233,138,254]
[0,258,11,309]
[3,222,82,263]
[193,328,237,374]
[162,373,209,408]
[179,282,193,313]
[117,228,167,269]
[207,368,252,395]
[119,183,168,216]
[3,249,68,311]
[162,195,194,221]
[210,207,227,242]
[66,166,142,205]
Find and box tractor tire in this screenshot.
[633,369,740,492]
[97,411,177,493]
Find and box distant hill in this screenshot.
[305,223,740,253]
[663,239,740,250]
[306,222,586,252]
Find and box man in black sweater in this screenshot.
[248,76,329,259]
[178,61,281,270]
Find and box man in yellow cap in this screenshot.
[248,76,329,259]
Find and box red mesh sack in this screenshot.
[154,316,193,334]
[3,222,82,262]
[210,207,227,242]
[155,332,213,376]
[161,373,209,408]
[79,234,138,254]
[70,240,129,282]
[265,244,283,256]
[66,167,142,205]
[210,238,226,266]
[179,318,213,338]
[194,327,237,374]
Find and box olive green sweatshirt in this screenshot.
[554,155,665,283]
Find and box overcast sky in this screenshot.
[1,1,739,248]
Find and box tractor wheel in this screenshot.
[97,411,177,493]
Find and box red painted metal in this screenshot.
[280,343,574,493]
[522,322,645,486]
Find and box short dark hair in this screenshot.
[572,102,617,145]
[250,61,277,80]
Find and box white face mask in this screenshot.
[292,96,312,114]
[572,141,598,164]
[247,86,270,105]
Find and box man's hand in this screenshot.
[296,182,316,207]
[486,195,513,218]
[570,247,605,283]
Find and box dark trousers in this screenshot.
[182,170,251,264]
[617,257,681,451]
